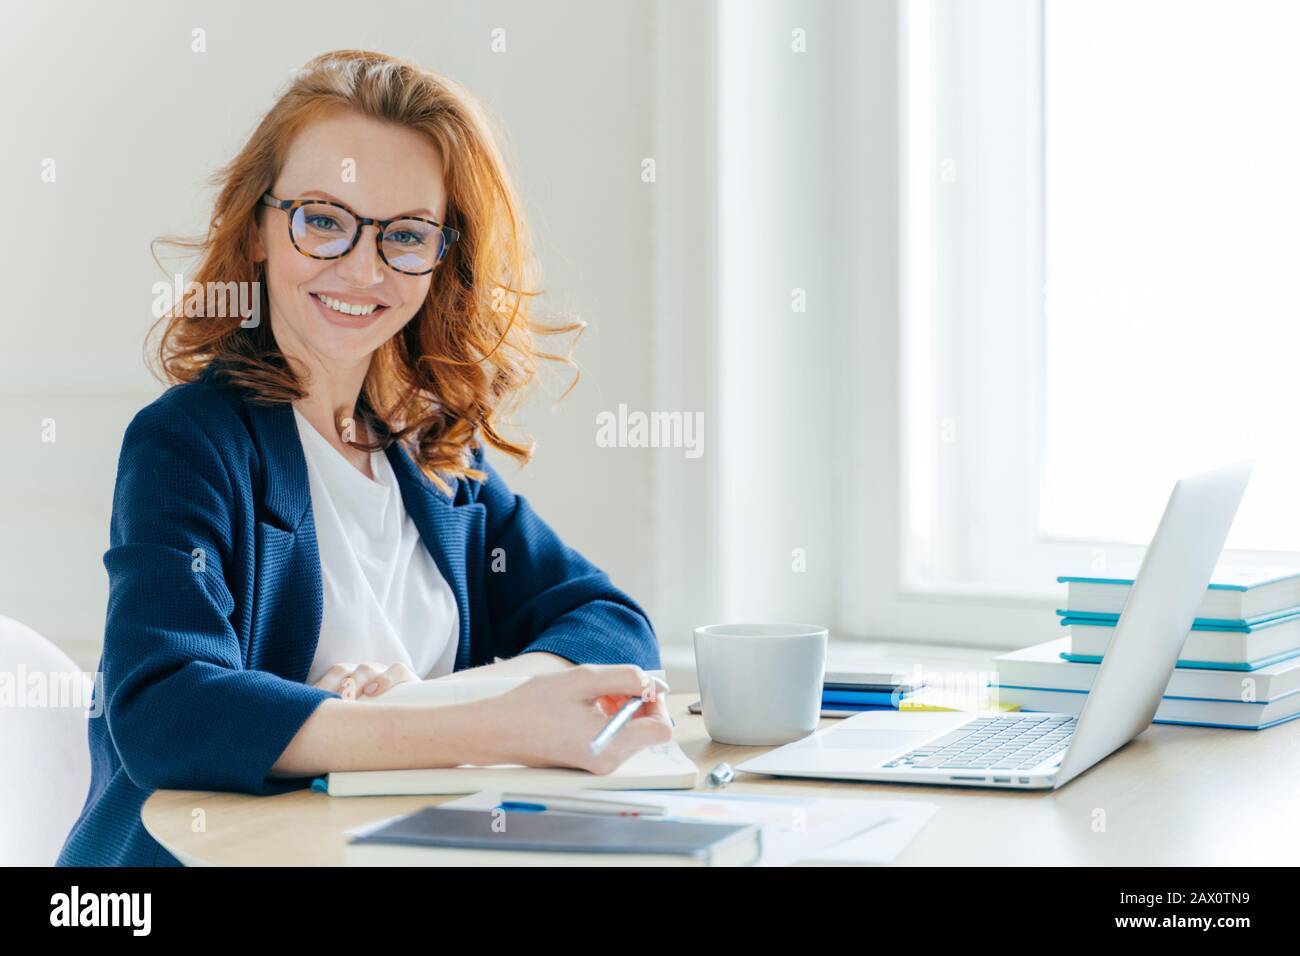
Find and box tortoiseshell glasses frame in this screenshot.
[259,192,461,276]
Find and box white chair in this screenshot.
[0,616,92,865]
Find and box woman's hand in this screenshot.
[484,664,674,774]
[313,661,420,700]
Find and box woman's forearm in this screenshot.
[270,653,574,778]
[269,697,509,778]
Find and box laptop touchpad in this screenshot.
[800,729,936,751]
[795,729,936,765]
[737,712,969,775]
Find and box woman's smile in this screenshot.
[309,290,390,329]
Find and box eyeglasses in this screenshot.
[259,193,461,276]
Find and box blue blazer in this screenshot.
[57,367,660,866]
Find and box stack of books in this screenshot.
[692,672,1019,719]
[820,672,1018,716]
[995,567,1300,729]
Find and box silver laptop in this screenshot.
[737,461,1253,790]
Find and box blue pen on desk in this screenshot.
[498,793,667,817]
[588,675,671,755]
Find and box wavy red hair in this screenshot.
[149,49,582,492]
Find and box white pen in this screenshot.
[587,675,671,755]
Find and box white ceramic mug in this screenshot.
[693,623,828,745]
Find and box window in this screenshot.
[902,0,1300,598]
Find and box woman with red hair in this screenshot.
[58,50,668,867]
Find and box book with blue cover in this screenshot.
[998,637,1300,700]
[1058,565,1300,626]
[995,685,1300,730]
[1060,610,1300,670]
[1055,606,1300,629]
[995,638,1300,729]
[822,688,915,706]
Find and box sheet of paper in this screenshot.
[344,814,407,839]
[442,789,938,866]
[802,800,940,864]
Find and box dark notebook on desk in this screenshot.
[346,806,762,867]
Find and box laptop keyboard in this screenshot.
[882,714,1076,771]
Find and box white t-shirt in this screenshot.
[293,407,460,685]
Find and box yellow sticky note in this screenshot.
[899,688,1020,713]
